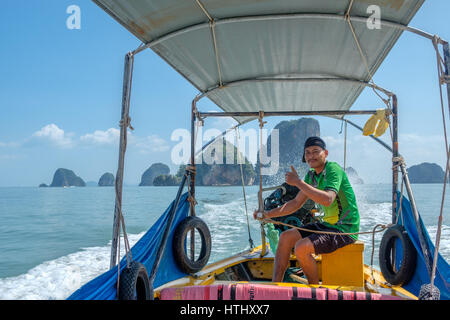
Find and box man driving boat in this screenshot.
[254,136,360,284]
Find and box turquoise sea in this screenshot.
[0,184,448,299]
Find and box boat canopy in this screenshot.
[92,0,424,124]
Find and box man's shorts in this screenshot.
[296,223,355,254]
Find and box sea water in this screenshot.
[0,184,448,300]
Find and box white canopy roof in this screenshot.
[93,0,425,123]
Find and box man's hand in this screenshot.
[285,166,301,187]
[253,210,266,220]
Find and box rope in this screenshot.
[114,52,135,299]
[260,216,391,285]
[116,52,134,269]
[344,0,354,19]
[428,36,449,296]
[260,215,392,282]
[433,36,449,157]
[187,113,200,217]
[195,0,213,21]
[395,177,405,226]
[194,0,223,87]
[210,20,224,87]
[185,165,198,209]
[370,224,388,283]
[260,217,392,237]
[235,127,254,249]
[344,5,394,109]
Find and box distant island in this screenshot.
[98,172,115,186]
[346,167,364,184]
[139,163,171,186]
[408,162,445,183]
[257,118,320,186]
[153,174,181,186]
[39,118,367,188]
[49,168,86,187]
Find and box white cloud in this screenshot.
[134,134,170,153]
[80,128,120,146]
[398,133,446,167]
[31,124,74,148]
[209,116,238,133]
[0,154,21,160]
[320,131,447,183]
[321,135,344,148]
[77,127,169,153]
[0,141,20,148]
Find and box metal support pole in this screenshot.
[258,112,267,257]
[343,120,348,171]
[110,52,134,269]
[444,42,450,117]
[190,99,197,211]
[149,174,188,284]
[189,99,197,261]
[392,95,399,224]
[344,119,392,153]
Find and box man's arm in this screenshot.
[286,166,336,207]
[295,180,336,207]
[264,190,309,219]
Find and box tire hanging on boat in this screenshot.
[173,216,212,274]
[119,261,153,300]
[379,224,417,286]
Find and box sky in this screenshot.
[0,0,449,187]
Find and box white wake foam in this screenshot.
[0,233,145,300]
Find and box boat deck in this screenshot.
[154,244,417,300]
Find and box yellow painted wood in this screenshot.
[154,244,417,300]
[320,241,365,287]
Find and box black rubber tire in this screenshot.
[379,224,417,286]
[118,261,152,300]
[173,216,211,274]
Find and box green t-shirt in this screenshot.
[304,161,360,240]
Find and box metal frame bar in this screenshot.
[102,3,450,295]
[344,119,392,152]
[131,13,443,56]
[190,100,197,208]
[444,42,450,116]
[189,99,197,261]
[198,109,379,118]
[392,95,399,223]
[193,76,394,102]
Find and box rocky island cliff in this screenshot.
[408,162,445,183]
[49,168,86,187]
